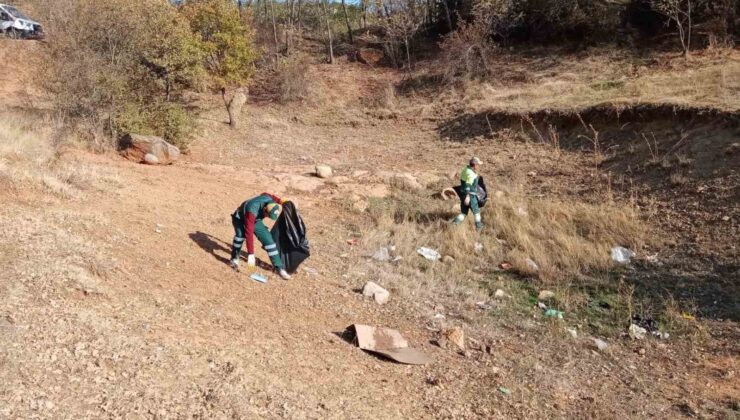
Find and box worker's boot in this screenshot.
[229,259,240,272]
[474,213,483,232]
[278,268,292,280]
[452,214,465,225]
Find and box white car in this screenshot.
[0,3,43,39]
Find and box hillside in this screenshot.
[1,32,739,420]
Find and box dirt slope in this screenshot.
[1,45,738,418]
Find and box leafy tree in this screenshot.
[181,0,260,86]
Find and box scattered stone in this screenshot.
[494,289,506,298]
[442,327,466,352]
[527,171,537,177]
[476,301,493,310]
[724,142,739,155]
[567,328,578,338]
[121,133,180,165]
[592,338,609,351]
[722,215,730,222]
[143,153,160,165]
[628,323,647,340]
[499,262,513,270]
[362,281,390,305]
[538,290,555,300]
[392,173,424,191]
[442,255,455,264]
[315,164,333,179]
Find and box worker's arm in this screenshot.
[261,192,284,205]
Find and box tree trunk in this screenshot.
[321,0,335,64]
[238,0,244,19]
[404,37,411,70]
[442,0,453,32]
[296,0,304,33]
[269,0,280,62]
[222,88,248,129]
[341,0,354,44]
[360,0,367,29]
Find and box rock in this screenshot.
[724,142,739,155]
[628,324,647,340]
[592,338,609,351]
[391,173,424,191]
[362,281,390,305]
[538,290,555,300]
[442,327,465,352]
[121,134,180,165]
[275,174,324,193]
[143,153,160,165]
[442,255,455,264]
[315,164,333,179]
[356,48,385,66]
[373,288,390,304]
[494,289,506,298]
[567,328,578,338]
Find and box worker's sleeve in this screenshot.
[261,192,283,205]
[244,212,257,254]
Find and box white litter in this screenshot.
[611,246,635,264]
[474,242,484,253]
[417,247,441,261]
[628,324,647,340]
[372,246,396,262]
[567,328,578,338]
[526,258,540,271]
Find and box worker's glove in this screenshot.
[247,254,256,267]
[464,195,471,206]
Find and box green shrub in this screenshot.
[182,0,260,87]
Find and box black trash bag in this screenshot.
[271,201,310,274]
[453,176,489,208]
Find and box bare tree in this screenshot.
[382,0,425,70]
[652,0,701,57]
[341,0,354,44]
[321,0,335,63]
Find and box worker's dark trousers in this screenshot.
[231,214,284,269]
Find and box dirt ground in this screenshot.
[1,38,738,419]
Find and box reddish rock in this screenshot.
[356,48,384,66]
[121,134,180,165]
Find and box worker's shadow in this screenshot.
[188,231,272,269]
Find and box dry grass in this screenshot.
[445,49,740,114]
[356,183,650,313]
[0,113,120,198]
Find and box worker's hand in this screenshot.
[464,195,471,206]
[247,254,256,267]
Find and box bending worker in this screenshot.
[230,193,291,280]
[453,157,484,231]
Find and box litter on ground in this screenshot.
[250,273,268,284]
[417,247,441,261]
[349,324,432,365]
[611,246,635,264]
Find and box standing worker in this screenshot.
[230,193,292,280]
[453,157,484,231]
